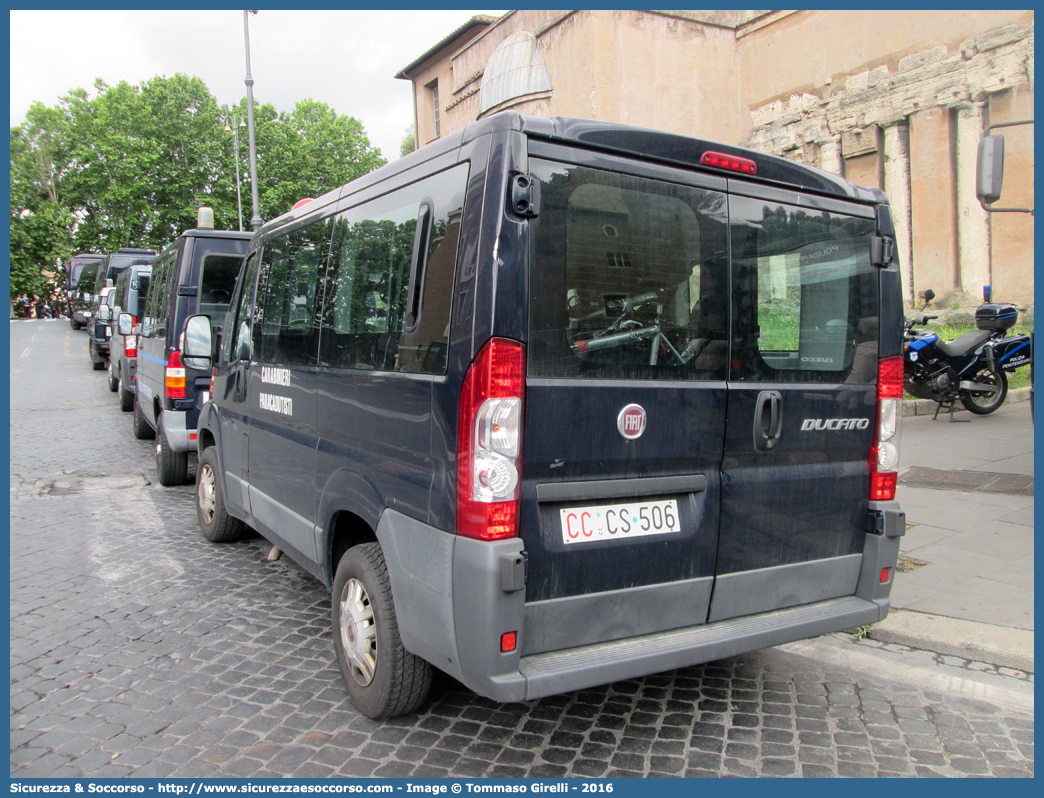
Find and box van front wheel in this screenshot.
[332,542,431,719]
[196,447,245,542]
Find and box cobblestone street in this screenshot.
[10,320,1035,778]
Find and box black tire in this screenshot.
[961,366,1008,415]
[70,319,81,331]
[119,383,134,412]
[90,341,105,370]
[196,447,246,542]
[332,542,432,719]
[155,412,189,486]
[107,358,119,392]
[133,393,156,440]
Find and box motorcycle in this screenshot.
[904,288,1033,419]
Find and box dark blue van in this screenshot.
[133,219,251,487]
[183,112,906,719]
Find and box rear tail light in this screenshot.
[165,350,187,399]
[870,356,903,501]
[209,369,216,397]
[124,334,137,359]
[457,338,526,541]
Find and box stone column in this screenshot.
[882,121,914,307]
[955,102,992,302]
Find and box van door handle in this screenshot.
[753,390,783,451]
[235,363,248,403]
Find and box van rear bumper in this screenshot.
[518,595,883,701]
[376,505,901,705]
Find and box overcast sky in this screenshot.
[10,9,504,162]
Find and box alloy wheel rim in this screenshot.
[339,577,377,686]
[198,464,216,523]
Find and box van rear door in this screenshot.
[520,154,730,656]
[711,190,881,621]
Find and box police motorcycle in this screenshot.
[904,288,1033,419]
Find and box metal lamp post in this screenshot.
[243,10,262,231]
[221,111,246,231]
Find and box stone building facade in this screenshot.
[397,10,1034,308]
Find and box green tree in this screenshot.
[253,98,385,221]
[9,103,75,300]
[399,125,415,158]
[63,75,234,252]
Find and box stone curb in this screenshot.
[868,609,1034,673]
[902,386,1031,417]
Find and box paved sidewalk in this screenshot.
[871,396,1035,671]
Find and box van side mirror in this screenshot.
[976,135,1004,206]
[183,314,213,370]
[98,305,112,322]
[118,313,133,337]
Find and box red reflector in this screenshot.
[880,567,890,584]
[189,433,197,441]
[877,356,904,399]
[500,632,517,652]
[870,472,897,502]
[701,150,757,175]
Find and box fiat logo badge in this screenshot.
[617,404,647,440]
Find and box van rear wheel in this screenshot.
[120,383,134,412]
[133,394,155,440]
[332,542,431,719]
[107,358,119,392]
[155,413,189,486]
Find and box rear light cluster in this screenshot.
[165,350,186,399]
[124,317,140,359]
[457,338,526,541]
[869,356,903,501]
[701,150,757,175]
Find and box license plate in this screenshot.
[104,326,111,336]
[201,390,210,405]
[560,499,681,544]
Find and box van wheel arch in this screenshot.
[327,510,378,587]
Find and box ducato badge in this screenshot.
[617,404,647,440]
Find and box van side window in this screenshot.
[730,199,879,385]
[319,163,468,374]
[528,160,730,381]
[153,256,174,339]
[135,275,150,320]
[255,222,331,367]
[143,255,170,337]
[224,253,258,363]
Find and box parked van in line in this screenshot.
[184,112,906,719]
[71,262,101,329]
[109,264,153,410]
[87,248,158,369]
[66,254,104,328]
[131,210,251,486]
[87,286,118,370]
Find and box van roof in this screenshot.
[256,111,885,239]
[178,228,254,242]
[510,114,882,203]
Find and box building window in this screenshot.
[430,80,440,138]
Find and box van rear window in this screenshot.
[528,160,729,381]
[729,197,879,385]
[199,254,243,325]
